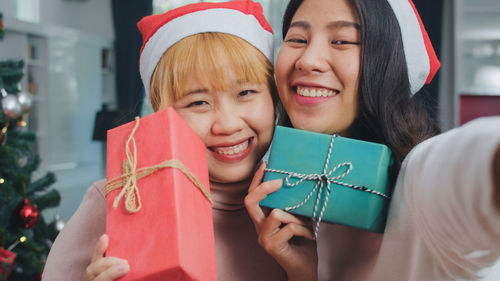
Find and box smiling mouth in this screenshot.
[208,138,252,155]
[296,86,339,97]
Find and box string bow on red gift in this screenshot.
[105,117,212,213]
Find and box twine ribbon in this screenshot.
[265,135,391,238]
[105,117,212,213]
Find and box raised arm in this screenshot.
[401,117,500,277]
[42,181,107,281]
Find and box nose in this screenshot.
[295,40,330,73]
[211,105,244,135]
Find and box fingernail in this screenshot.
[116,263,129,273]
[271,179,282,186]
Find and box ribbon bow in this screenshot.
[105,117,212,213]
[265,135,390,238]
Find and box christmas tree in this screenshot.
[0,60,61,281]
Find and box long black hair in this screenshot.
[280,0,440,173]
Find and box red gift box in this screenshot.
[0,248,16,281]
[105,107,217,281]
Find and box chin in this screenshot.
[292,119,324,133]
[210,174,250,184]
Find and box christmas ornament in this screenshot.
[2,88,22,121]
[18,197,40,228]
[17,90,33,113]
[15,148,32,168]
[54,215,66,231]
[0,247,16,281]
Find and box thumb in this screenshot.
[91,234,109,262]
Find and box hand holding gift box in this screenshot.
[105,107,217,281]
[260,126,393,237]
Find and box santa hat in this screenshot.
[386,0,441,94]
[137,0,274,97]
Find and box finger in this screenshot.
[258,209,288,238]
[93,261,130,281]
[259,209,313,241]
[246,178,283,205]
[258,221,315,257]
[244,179,282,231]
[266,209,310,229]
[91,234,109,263]
[87,257,128,280]
[275,222,315,241]
[248,162,267,193]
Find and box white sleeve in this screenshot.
[403,117,500,277]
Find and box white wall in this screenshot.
[0,0,114,40]
[1,0,114,222]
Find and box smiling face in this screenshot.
[150,33,276,183]
[276,0,361,135]
[173,72,274,183]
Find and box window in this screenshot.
[16,0,40,23]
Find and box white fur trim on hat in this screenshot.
[386,0,440,94]
[139,8,274,97]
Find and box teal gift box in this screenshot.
[260,126,393,233]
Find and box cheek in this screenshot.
[246,98,275,134]
[177,113,210,144]
[343,51,361,87]
[275,48,294,89]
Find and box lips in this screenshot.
[293,86,339,106]
[208,137,253,163]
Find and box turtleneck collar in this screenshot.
[209,179,251,212]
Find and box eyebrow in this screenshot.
[289,20,360,30]
[184,88,209,96]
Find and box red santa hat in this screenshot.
[386,0,441,94]
[137,0,274,97]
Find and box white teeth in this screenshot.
[297,86,338,97]
[213,140,249,155]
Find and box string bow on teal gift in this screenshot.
[265,135,391,239]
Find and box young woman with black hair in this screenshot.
[245,0,500,280]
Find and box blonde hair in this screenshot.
[149,32,277,111]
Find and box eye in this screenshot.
[331,40,360,46]
[285,38,307,47]
[186,100,208,108]
[238,89,257,97]
[286,38,307,44]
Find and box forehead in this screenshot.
[184,67,236,90]
[293,0,359,25]
[182,63,264,94]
